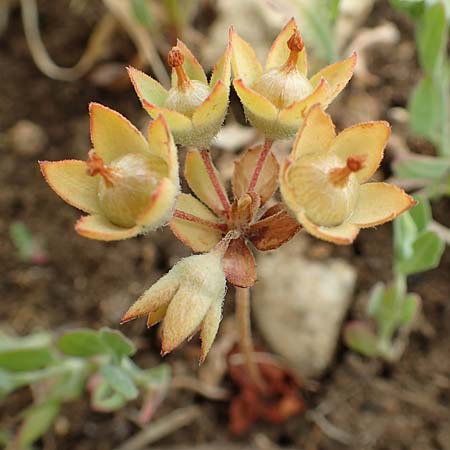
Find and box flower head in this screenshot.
[121,249,227,363]
[169,147,300,288]
[128,39,231,148]
[230,18,356,140]
[40,104,179,241]
[280,105,415,244]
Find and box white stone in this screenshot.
[253,236,357,378]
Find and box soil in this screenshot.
[0,1,449,449]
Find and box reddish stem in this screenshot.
[200,149,231,217]
[248,138,273,193]
[173,209,228,232]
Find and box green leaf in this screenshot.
[394,212,418,263]
[343,322,379,357]
[329,0,341,22]
[131,0,155,28]
[409,76,441,141]
[0,369,16,398]
[417,2,448,75]
[16,401,60,449]
[390,0,425,17]
[99,328,135,361]
[409,196,432,232]
[100,364,138,400]
[367,283,386,318]
[397,231,445,275]
[399,293,421,326]
[91,380,127,412]
[49,368,88,402]
[0,333,53,372]
[139,364,172,389]
[394,155,450,180]
[370,282,401,327]
[57,329,107,357]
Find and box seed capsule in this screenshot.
[287,153,360,227]
[92,152,161,228]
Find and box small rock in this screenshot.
[253,236,357,378]
[9,120,48,156]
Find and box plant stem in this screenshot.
[235,287,266,391]
[200,149,231,217]
[248,138,273,193]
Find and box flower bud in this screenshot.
[121,249,227,361]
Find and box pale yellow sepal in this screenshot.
[192,81,229,147]
[350,183,415,228]
[277,79,330,139]
[265,17,307,75]
[136,177,179,232]
[210,41,232,88]
[292,104,336,160]
[171,39,208,86]
[141,100,193,146]
[89,103,148,163]
[232,79,278,136]
[230,26,263,86]
[310,53,357,107]
[184,149,228,215]
[330,121,390,183]
[39,160,100,215]
[199,296,223,364]
[127,67,168,107]
[75,215,141,241]
[297,210,360,245]
[169,193,223,252]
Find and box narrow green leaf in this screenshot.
[409,196,432,232]
[397,231,445,275]
[417,2,447,75]
[99,328,135,360]
[16,401,60,449]
[343,322,379,357]
[57,330,107,357]
[101,365,138,400]
[409,76,441,141]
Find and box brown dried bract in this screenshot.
[228,348,304,435]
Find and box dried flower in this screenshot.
[128,39,231,148]
[230,18,356,140]
[121,249,227,363]
[40,104,179,240]
[280,105,415,244]
[169,147,300,287]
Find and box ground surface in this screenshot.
[0,1,449,449]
